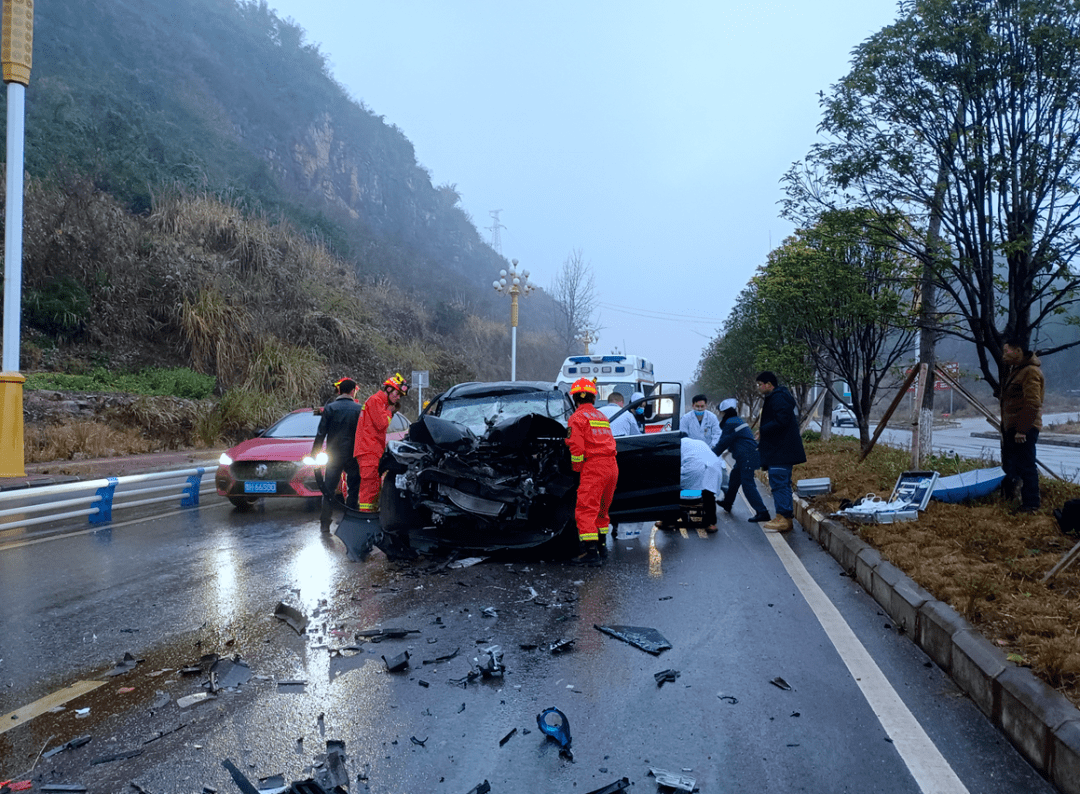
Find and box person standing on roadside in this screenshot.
[1000,339,1044,513]
[311,377,362,530]
[713,398,771,523]
[755,372,806,532]
[566,378,619,566]
[681,393,721,448]
[354,372,409,514]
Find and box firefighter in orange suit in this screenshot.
[354,372,409,512]
[565,377,619,566]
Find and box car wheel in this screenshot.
[229,495,259,510]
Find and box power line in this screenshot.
[598,301,724,323]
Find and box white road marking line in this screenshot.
[0,679,105,734]
[764,528,970,794]
[0,501,231,551]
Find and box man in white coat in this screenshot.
[681,393,721,448]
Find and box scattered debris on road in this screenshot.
[498,727,517,746]
[536,707,573,758]
[585,778,631,794]
[382,651,410,672]
[770,676,793,691]
[106,652,142,676]
[273,602,308,635]
[594,625,672,655]
[717,693,739,705]
[41,735,91,759]
[648,766,696,792]
[654,669,681,687]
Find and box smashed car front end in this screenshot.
[379,412,577,552]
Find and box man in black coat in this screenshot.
[755,371,806,532]
[312,377,363,530]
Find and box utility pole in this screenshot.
[487,210,505,255]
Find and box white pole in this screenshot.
[511,325,517,382]
[2,81,24,372]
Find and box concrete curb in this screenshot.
[792,497,1080,793]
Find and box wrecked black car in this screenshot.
[369,381,684,555]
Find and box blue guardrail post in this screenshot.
[182,468,205,508]
[90,477,118,524]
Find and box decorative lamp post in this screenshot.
[1,0,32,477]
[492,259,534,381]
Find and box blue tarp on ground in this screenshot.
[931,467,1006,503]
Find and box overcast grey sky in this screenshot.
[265,1,901,386]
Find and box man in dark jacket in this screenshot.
[755,371,806,532]
[1000,340,1044,513]
[713,398,770,523]
[312,377,363,530]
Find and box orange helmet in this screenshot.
[569,377,597,396]
[384,372,410,395]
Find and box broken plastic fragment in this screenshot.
[654,669,681,687]
[177,692,216,709]
[255,774,286,794]
[382,651,410,672]
[39,785,88,793]
[42,735,92,759]
[498,727,517,746]
[210,657,252,689]
[320,740,349,790]
[75,708,90,718]
[410,736,427,747]
[594,625,672,655]
[648,767,696,792]
[273,603,308,635]
[536,707,572,749]
[106,652,141,676]
[334,510,383,561]
[548,638,575,654]
[717,693,739,705]
[463,782,491,794]
[584,778,631,794]
[447,556,487,569]
[770,676,793,691]
[475,646,504,678]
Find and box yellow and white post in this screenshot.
[0,0,33,477]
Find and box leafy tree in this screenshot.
[757,210,919,451]
[784,0,1080,396]
[695,281,817,424]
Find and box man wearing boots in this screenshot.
[311,377,363,530]
[1000,339,1044,513]
[756,372,806,532]
[566,377,619,565]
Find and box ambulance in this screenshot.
[555,354,683,433]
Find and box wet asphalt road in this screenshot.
[0,493,1057,794]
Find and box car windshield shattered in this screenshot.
[437,391,572,435]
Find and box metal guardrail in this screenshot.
[0,467,214,531]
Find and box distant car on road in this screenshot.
[832,405,857,427]
[216,407,410,509]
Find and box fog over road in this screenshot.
[0,485,1054,793]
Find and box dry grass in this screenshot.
[25,421,160,462]
[800,436,1080,706]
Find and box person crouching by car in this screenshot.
[566,378,619,566]
[354,372,409,513]
[311,377,363,531]
[713,398,770,523]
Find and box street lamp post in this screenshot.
[492,259,534,381]
[1,0,33,478]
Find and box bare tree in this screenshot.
[550,249,600,355]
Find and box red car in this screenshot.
[215,407,410,509]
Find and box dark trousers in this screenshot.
[724,460,769,515]
[1002,427,1040,509]
[321,456,361,523]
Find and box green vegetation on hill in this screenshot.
[1,0,574,448]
